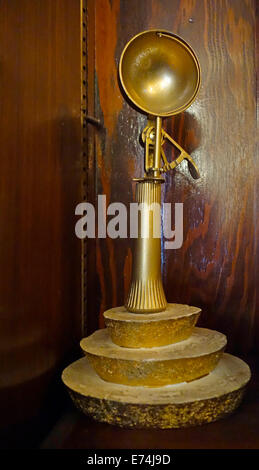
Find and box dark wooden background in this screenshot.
[86,0,258,355]
[0,0,83,438]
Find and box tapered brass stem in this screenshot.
[154,116,162,176]
[125,180,167,313]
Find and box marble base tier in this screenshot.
[104,303,201,348]
[80,327,226,386]
[62,353,251,429]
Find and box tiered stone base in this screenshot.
[62,303,251,428]
[62,354,250,429]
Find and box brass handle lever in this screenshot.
[142,120,200,179]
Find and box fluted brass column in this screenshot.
[125,179,167,313]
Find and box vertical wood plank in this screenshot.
[0,0,82,430]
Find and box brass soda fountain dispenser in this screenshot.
[62,30,251,429]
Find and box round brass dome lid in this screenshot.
[119,29,201,117]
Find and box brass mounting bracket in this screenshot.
[142,119,200,179]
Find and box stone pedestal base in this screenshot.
[62,354,250,429]
[62,303,251,429]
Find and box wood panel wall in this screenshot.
[85,0,258,355]
[0,0,83,433]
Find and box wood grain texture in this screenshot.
[0,0,83,429]
[86,0,258,354]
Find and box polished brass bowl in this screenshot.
[119,29,201,117]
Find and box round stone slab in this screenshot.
[80,327,226,386]
[104,303,201,348]
[62,353,251,429]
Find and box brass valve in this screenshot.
[142,118,200,179]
